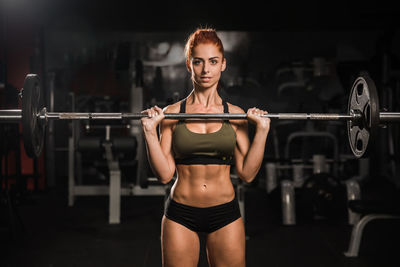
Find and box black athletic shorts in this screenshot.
[164,196,241,233]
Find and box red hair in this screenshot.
[184,28,224,63]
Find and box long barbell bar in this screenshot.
[0,108,390,121]
[2,109,400,122]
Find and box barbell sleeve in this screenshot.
[380,112,400,122]
[0,109,22,122]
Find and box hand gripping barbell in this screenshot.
[0,71,399,159]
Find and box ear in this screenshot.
[221,58,227,72]
[186,59,192,73]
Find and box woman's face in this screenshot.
[187,43,226,89]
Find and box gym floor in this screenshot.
[1,184,399,267]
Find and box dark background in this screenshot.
[1,0,400,266]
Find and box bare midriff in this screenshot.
[170,164,235,207]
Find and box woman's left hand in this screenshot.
[247,107,270,132]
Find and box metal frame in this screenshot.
[269,130,341,226]
[345,178,361,225]
[344,214,400,257]
[284,131,339,176]
[68,131,168,224]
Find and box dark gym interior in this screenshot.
[1,1,400,266]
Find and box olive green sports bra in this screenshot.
[172,99,236,165]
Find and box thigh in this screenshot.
[161,216,200,267]
[206,217,246,267]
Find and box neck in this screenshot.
[188,84,221,107]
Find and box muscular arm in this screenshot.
[231,105,270,183]
[142,105,177,184]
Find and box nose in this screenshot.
[202,62,210,74]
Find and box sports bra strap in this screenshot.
[179,99,186,113]
[179,99,229,114]
[223,100,229,113]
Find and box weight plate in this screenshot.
[21,74,45,158]
[347,72,380,158]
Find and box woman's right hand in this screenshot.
[141,105,165,133]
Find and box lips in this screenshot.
[200,77,211,82]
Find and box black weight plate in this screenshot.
[21,74,45,158]
[347,72,379,158]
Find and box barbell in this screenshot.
[0,71,399,159]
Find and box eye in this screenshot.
[192,60,202,65]
[210,59,218,65]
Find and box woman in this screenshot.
[141,28,270,267]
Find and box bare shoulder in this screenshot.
[226,102,247,129]
[227,103,245,114]
[163,101,181,113]
[160,101,181,130]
